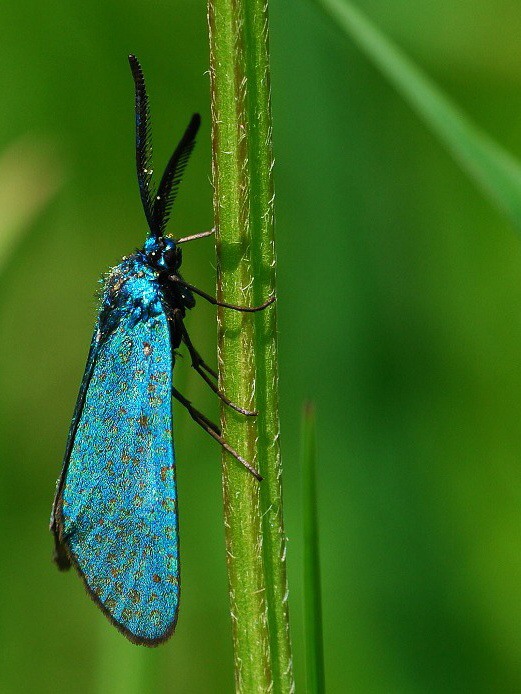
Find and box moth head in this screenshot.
[143,235,182,273]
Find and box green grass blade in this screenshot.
[312,0,521,230]
[95,623,150,694]
[208,0,293,690]
[301,402,325,693]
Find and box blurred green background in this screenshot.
[2,1,521,691]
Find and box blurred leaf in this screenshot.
[312,0,521,231]
[0,135,63,274]
[301,402,325,694]
[95,623,149,694]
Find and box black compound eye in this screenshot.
[164,246,182,269]
[163,248,176,265]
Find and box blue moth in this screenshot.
[50,55,272,646]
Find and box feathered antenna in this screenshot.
[153,113,200,237]
[128,54,156,235]
[129,55,200,238]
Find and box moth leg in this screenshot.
[177,318,257,417]
[172,387,262,481]
[170,308,256,416]
[172,386,221,435]
[169,275,276,313]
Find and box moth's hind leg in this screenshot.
[172,387,262,481]
[171,310,257,417]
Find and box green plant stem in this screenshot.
[243,1,294,692]
[208,0,292,690]
[313,0,521,231]
[301,403,325,693]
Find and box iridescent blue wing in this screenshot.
[55,261,179,645]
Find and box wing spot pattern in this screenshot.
[129,589,141,604]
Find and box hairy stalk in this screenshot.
[209,1,271,691]
[243,1,294,691]
[208,0,293,691]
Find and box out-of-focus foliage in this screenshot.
[2,1,521,692]
[0,137,63,274]
[316,0,521,232]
